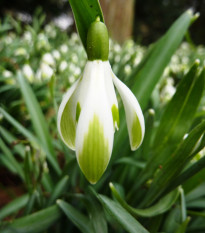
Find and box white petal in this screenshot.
[103,62,119,130]
[75,61,114,184]
[57,78,80,150]
[112,74,145,150]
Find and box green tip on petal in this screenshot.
[78,115,110,184]
[131,113,143,150]
[60,101,76,149]
[76,102,81,122]
[111,104,120,130]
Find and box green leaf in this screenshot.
[0,205,61,233]
[47,175,69,206]
[0,138,24,180]
[0,107,53,192]
[133,10,197,109]
[187,198,205,209]
[24,191,38,215]
[68,0,104,49]
[0,194,29,220]
[165,154,205,194]
[114,157,145,169]
[88,199,108,233]
[85,188,108,233]
[142,120,205,206]
[113,9,197,159]
[134,63,205,198]
[57,199,94,233]
[186,182,205,202]
[175,217,191,233]
[17,72,61,175]
[110,183,179,218]
[153,61,202,150]
[97,194,149,233]
[0,126,25,158]
[0,107,38,147]
[179,187,187,222]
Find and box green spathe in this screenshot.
[86,17,109,61]
[131,113,142,149]
[78,115,110,184]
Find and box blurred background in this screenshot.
[0,0,204,45]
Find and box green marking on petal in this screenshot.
[60,101,76,149]
[76,102,81,122]
[78,115,110,184]
[111,104,120,130]
[131,113,142,149]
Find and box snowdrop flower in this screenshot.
[37,33,50,50]
[3,70,12,78]
[59,60,68,72]
[42,53,55,67]
[22,64,34,82]
[37,63,54,80]
[52,50,61,60]
[23,31,32,42]
[3,70,15,85]
[60,44,68,54]
[15,48,28,57]
[58,18,145,184]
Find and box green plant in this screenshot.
[0,1,205,232]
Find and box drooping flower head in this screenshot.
[58,17,145,184]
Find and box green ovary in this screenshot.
[131,113,142,148]
[78,115,110,184]
[60,101,76,149]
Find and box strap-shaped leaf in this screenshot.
[175,217,191,233]
[134,64,204,197]
[68,0,104,49]
[1,205,61,233]
[110,183,179,217]
[113,9,198,159]
[47,175,69,206]
[142,120,205,206]
[97,194,149,233]
[0,125,25,158]
[17,72,61,175]
[57,199,94,233]
[0,194,29,220]
[0,138,24,180]
[0,108,53,192]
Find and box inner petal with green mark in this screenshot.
[111,104,120,130]
[78,114,110,184]
[131,113,143,150]
[60,100,76,149]
[76,102,81,122]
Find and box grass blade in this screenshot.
[57,199,94,233]
[113,9,197,159]
[0,205,62,233]
[135,63,204,195]
[97,194,149,233]
[110,183,179,218]
[17,72,61,175]
[0,138,24,180]
[0,194,29,220]
[47,175,69,206]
